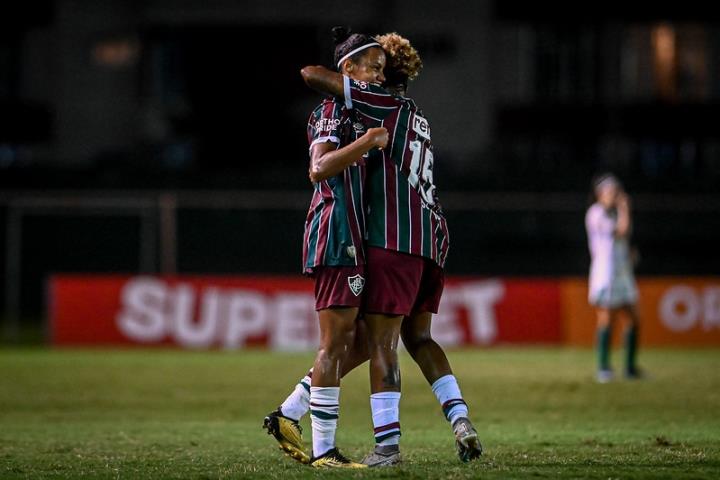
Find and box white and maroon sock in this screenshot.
[279,369,312,421]
[370,391,401,446]
[431,374,469,425]
[310,386,340,457]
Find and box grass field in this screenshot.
[1,347,719,479]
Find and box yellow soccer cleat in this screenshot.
[310,448,368,468]
[263,409,311,464]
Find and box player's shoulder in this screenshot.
[586,203,608,224]
[348,78,370,89]
[312,96,343,111]
[349,78,393,96]
[407,98,425,117]
[309,97,344,120]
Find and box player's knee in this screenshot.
[322,326,356,356]
[401,329,432,354]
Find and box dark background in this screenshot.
[2,0,719,325]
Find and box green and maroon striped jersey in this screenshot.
[342,76,450,267]
[302,97,368,273]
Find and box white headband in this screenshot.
[336,42,381,69]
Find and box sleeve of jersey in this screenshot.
[586,206,615,236]
[343,75,399,121]
[308,101,342,150]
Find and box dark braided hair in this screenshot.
[332,26,380,71]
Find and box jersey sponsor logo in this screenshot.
[347,274,365,297]
[353,122,366,134]
[346,245,357,258]
[314,118,341,132]
[412,114,431,140]
[353,80,369,90]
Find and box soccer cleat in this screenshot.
[262,408,310,464]
[453,417,483,462]
[596,369,614,383]
[361,444,402,467]
[624,368,646,380]
[310,448,367,468]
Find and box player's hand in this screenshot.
[366,127,389,150]
[616,191,630,210]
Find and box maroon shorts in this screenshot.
[364,246,444,316]
[310,265,366,310]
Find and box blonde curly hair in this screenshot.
[375,32,423,85]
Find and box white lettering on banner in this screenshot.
[170,284,214,348]
[115,278,318,349]
[659,285,720,332]
[432,288,465,346]
[190,288,222,347]
[223,290,267,349]
[704,287,720,330]
[434,280,505,346]
[114,277,512,349]
[462,281,505,344]
[659,286,697,331]
[117,277,168,342]
[271,293,320,351]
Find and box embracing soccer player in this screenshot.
[265,30,483,467]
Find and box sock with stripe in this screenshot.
[310,386,340,457]
[279,369,312,421]
[370,391,401,446]
[597,325,611,371]
[431,374,469,426]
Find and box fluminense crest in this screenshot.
[347,274,365,297]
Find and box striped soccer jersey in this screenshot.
[302,97,367,273]
[342,76,450,267]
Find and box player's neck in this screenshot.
[387,85,406,96]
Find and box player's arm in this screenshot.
[301,66,344,97]
[309,127,388,183]
[615,191,631,237]
[301,66,398,118]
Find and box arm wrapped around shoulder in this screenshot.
[300,66,344,96]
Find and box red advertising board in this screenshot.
[560,277,720,346]
[50,275,720,348]
[49,275,563,349]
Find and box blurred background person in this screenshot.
[585,173,642,383]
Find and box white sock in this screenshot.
[431,374,469,425]
[370,391,401,446]
[279,370,312,421]
[310,386,340,457]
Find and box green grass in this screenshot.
[1,348,719,479]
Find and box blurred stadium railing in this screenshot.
[3,190,720,341]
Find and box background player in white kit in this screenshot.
[585,173,642,383]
